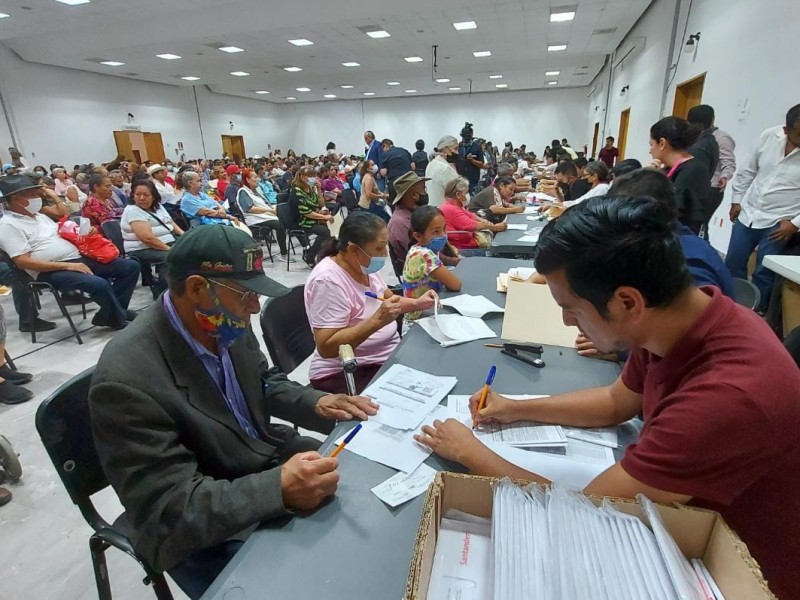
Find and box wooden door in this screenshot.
[618,109,631,161]
[113,131,134,161]
[221,135,233,159]
[672,73,706,118]
[591,122,600,159]
[231,136,246,162]
[143,132,166,163]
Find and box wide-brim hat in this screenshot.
[391,171,430,205]
[0,174,43,198]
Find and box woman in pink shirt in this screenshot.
[304,211,438,394]
[439,176,506,256]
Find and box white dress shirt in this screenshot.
[153,179,176,205]
[711,128,736,187]
[564,182,611,208]
[732,126,800,229]
[0,212,81,277]
[425,155,459,208]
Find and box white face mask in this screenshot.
[26,197,43,214]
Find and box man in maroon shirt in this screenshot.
[598,136,619,167]
[415,195,800,599]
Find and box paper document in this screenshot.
[427,517,492,600]
[523,205,539,214]
[505,223,528,231]
[516,233,540,243]
[526,215,546,222]
[508,267,536,280]
[439,294,505,318]
[563,426,619,448]
[532,192,556,202]
[335,405,448,473]
[370,463,437,507]
[501,280,580,348]
[364,364,456,430]
[417,302,497,347]
[450,395,566,448]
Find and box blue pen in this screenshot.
[473,365,497,428]
[365,291,385,301]
[330,423,363,457]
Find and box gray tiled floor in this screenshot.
[0,217,399,600]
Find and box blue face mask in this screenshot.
[307,177,317,186]
[356,245,386,275]
[426,235,448,253]
[194,283,249,346]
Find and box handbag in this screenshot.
[57,216,120,264]
[473,231,493,248]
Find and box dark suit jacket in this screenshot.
[89,300,327,572]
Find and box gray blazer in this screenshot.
[89,300,328,572]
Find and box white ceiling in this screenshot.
[0,0,652,103]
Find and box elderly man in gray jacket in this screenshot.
[89,225,377,599]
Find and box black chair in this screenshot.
[275,201,311,272]
[388,244,405,281]
[35,368,173,600]
[101,220,164,297]
[259,285,315,374]
[0,250,87,344]
[231,190,274,264]
[732,277,761,310]
[341,188,361,214]
[3,349,15,371]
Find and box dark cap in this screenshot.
[167,225,289,297]
[0,174,42,198]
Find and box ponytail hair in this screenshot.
[650,117,702,150]
[317,211,387,259]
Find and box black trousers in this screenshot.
[300,223,332,263]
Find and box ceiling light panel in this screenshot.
[53,0,90,5]
[181,76,201,81]
[449,87,461,91]
[435,78,450,83]
[100,61,125,66]
[387,81,400,86]
[362,92,375,96]
[296,87,311,92]
[404,56,423,63]
[283,66,303,72]
[489,74,503,79]
[453,21,477,30]
[366,30,390,39]
[473,50,492,58]
[548,44,567,52]
[156,53,181,60]
[254,90,269,94]
[230,71,250,76]
[340,85,354,89]
[218,46,244,53]
[288,39,313,46]
[545,70,560,76]
[342,62,361,67]
[324,94,337,98]
[0,13,10,18]
[550,7,577,22]
[495,83,508,88]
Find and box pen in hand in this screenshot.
[473,365,497,429]
[329,423,363,458]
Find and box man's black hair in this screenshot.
[612,158,643,179]
[687,105,715,130]
[786,104,800,129]
[554,161,577,177]
[610,168,677,219]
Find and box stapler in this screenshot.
[500,343,545,368]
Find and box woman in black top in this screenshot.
[649,116,710,235]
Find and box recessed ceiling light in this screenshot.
[296,87,311,92]
[324,94,337,98]
[283,66,303,72]
[285,96,297,100]
[363,92,376,96]
[100,61,125,67]
[547,81,558,85]
[548,44,568,52]
[489,74,503,79]
[435,78,450,83]
[342,62,361,67]
[449,87,461,91]
[288,38,313,46]
[550,10,576,22]
[405,89,417,93]
[387,81,401,86]
[0,12,10,18]
[156,53,181,60]
[404,56,423,63]
[181,76,201,81]
[218,46,244,53]
[366,30,391,39]
[473,50,492,58]
[340,85,354,89]
[453,21,477,30]
[53,0,90,5]
[254,90,270,94]
[230,71,250,76]
[495,83,508,89]
[545,70,561,76]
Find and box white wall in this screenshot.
[280,88,590,158]
[586,0,800,252]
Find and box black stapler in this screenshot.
[500,343,545,368]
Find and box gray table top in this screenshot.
[202,256,630,600]
[489,212,547,257]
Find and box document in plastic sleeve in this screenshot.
[370,463,437,507]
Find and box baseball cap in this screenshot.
[147,164,166,176]
[166,226,290,297]
[225,165,241,176]
[391,171,430,205]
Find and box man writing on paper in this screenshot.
[90,226,378,599]
[415,195,800,599]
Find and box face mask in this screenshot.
[356,245,386,275]
[371,164,379,174]
[194,283,249,346]
[307,177,317,186]
[446,153,458,164]
[26,198,43,214]
[34,170,45,176]
[426,235,447,253]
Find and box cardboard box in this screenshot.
[404,472,775,599]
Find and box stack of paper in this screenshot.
[417,301,497,347]
[428,515,492,600]
[439,294,505,317]
[505,223,529,231]
[497,267,537,293]
[516,231,541,244]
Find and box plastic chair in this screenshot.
[35,368,174,600]
[732,277,761,310]
[232,190,275,264]
[0,250,87,344]
[259,285,315,374]
[101,220,165,296]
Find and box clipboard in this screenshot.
[500,280,579,348]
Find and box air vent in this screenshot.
[593,27,618,35]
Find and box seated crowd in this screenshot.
[1,101,799,599]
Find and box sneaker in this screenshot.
[0,365,33,385]
[0,380,33,405]
[19,318,57,333]
[0,487,11,507]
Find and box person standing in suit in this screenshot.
[89,226,378,599]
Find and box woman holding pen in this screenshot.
[304,212,438,394]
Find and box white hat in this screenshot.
[147,164,166,176]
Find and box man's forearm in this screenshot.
[511,386,624,428]
[14,256,77,273]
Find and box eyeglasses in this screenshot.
[208,279,258,305]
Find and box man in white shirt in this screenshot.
[149,164,176,205]
[424,135,460,207]
[0,175,141,330]
[726,104,800,312]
